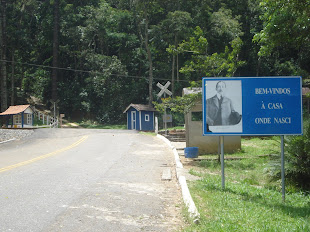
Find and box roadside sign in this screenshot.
[202,76,303,136]
[163,114,172,123]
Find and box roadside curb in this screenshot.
[157,134,200,223]
[0,138,16,144]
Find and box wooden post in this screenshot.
[59,114,65,128]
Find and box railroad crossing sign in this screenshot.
[50,100,60,114]
[156,81,173,135]
[50,99,60,110]
[157,81,172,98]
[50,99,60,117]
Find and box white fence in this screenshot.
[34,110,59,128]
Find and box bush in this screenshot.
[285,119,310,191]
[266,117,310,192]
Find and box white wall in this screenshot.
[185,103,241,154]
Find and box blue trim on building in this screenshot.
[126,107,155,131]
[21,113,24,128]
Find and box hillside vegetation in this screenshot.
[0,0,309,123]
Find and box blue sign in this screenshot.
[202,76,303,135]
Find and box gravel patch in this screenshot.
[0,129,34,143]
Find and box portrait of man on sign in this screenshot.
[206,80,242,133]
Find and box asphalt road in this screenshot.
[0,129,182,232]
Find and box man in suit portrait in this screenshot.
[206,81,241,126]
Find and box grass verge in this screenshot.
[183,137,310,232]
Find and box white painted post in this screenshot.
[164,106,167,135]
[155,116,158,134]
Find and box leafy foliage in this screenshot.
[266,118,310,192]
[254,0,310,77]
[0,0,309,124]
[153,92,201,114]
[168,26,245,78]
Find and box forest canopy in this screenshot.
[0,0,309,123]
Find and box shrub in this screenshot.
[266,117,310,192]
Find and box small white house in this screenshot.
[0,105,34,128]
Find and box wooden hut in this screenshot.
[123,104,156,131]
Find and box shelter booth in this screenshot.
[124,104,156,131]
[183,88,241,154]
[0,105,34,128]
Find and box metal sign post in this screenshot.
[50,99,60,128]
[164,94,167,135]
[281,135,285,202]
[156,81,172,135]
[220,136,225,189]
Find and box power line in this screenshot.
[0,59,190,83]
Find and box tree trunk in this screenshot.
[175,33,180,83]
[11,49,14,106]
[177,53,179,82]
[134,1,154,106]
[171,54,175,95]
[171,34,177,95]
[0,0,8,112]
[21,65,24,93]
[52,0,59,102]
[256,56,261,77]
[143,17,153,106]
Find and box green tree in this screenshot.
[209,7,243,53]
[153,92,201,115]
[1,0,284,124]
[169,26,245,79]
[0,0,8,112]
[59,1,146,122]
[157,11,192,94]
[52,0,60,102]
[267,117,310,192]
[254,0,310,77]
[132,0,163,105]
